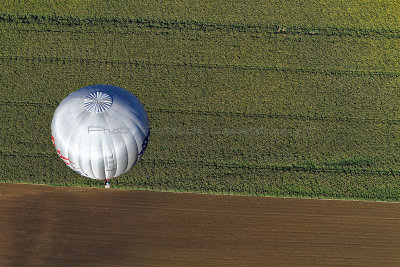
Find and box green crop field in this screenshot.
[1,1,400,201]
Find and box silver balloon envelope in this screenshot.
[51,84,150,180]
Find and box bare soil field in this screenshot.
[0,183,399,266]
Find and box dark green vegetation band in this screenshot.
[2,12,400,39]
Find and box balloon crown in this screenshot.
[83,91,113,113]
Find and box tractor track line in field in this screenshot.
[1,55,399,78]
[1,101,399,125]
[1,150,399,177]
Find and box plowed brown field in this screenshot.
[0,183,399,266]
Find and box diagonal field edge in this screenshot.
[1,150,399,177]
[1,101,400,125]
[1,12,400,39]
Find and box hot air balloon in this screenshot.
[51,84,150,188]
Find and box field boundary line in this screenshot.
[1,12,400,39]
[1,55,399,78]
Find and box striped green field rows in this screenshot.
[2,0,400,29]
[2,59,400,168]
[1,9,400,201]
[3,101,400,168]
[2,14,400,73]
[2,57,400,121]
